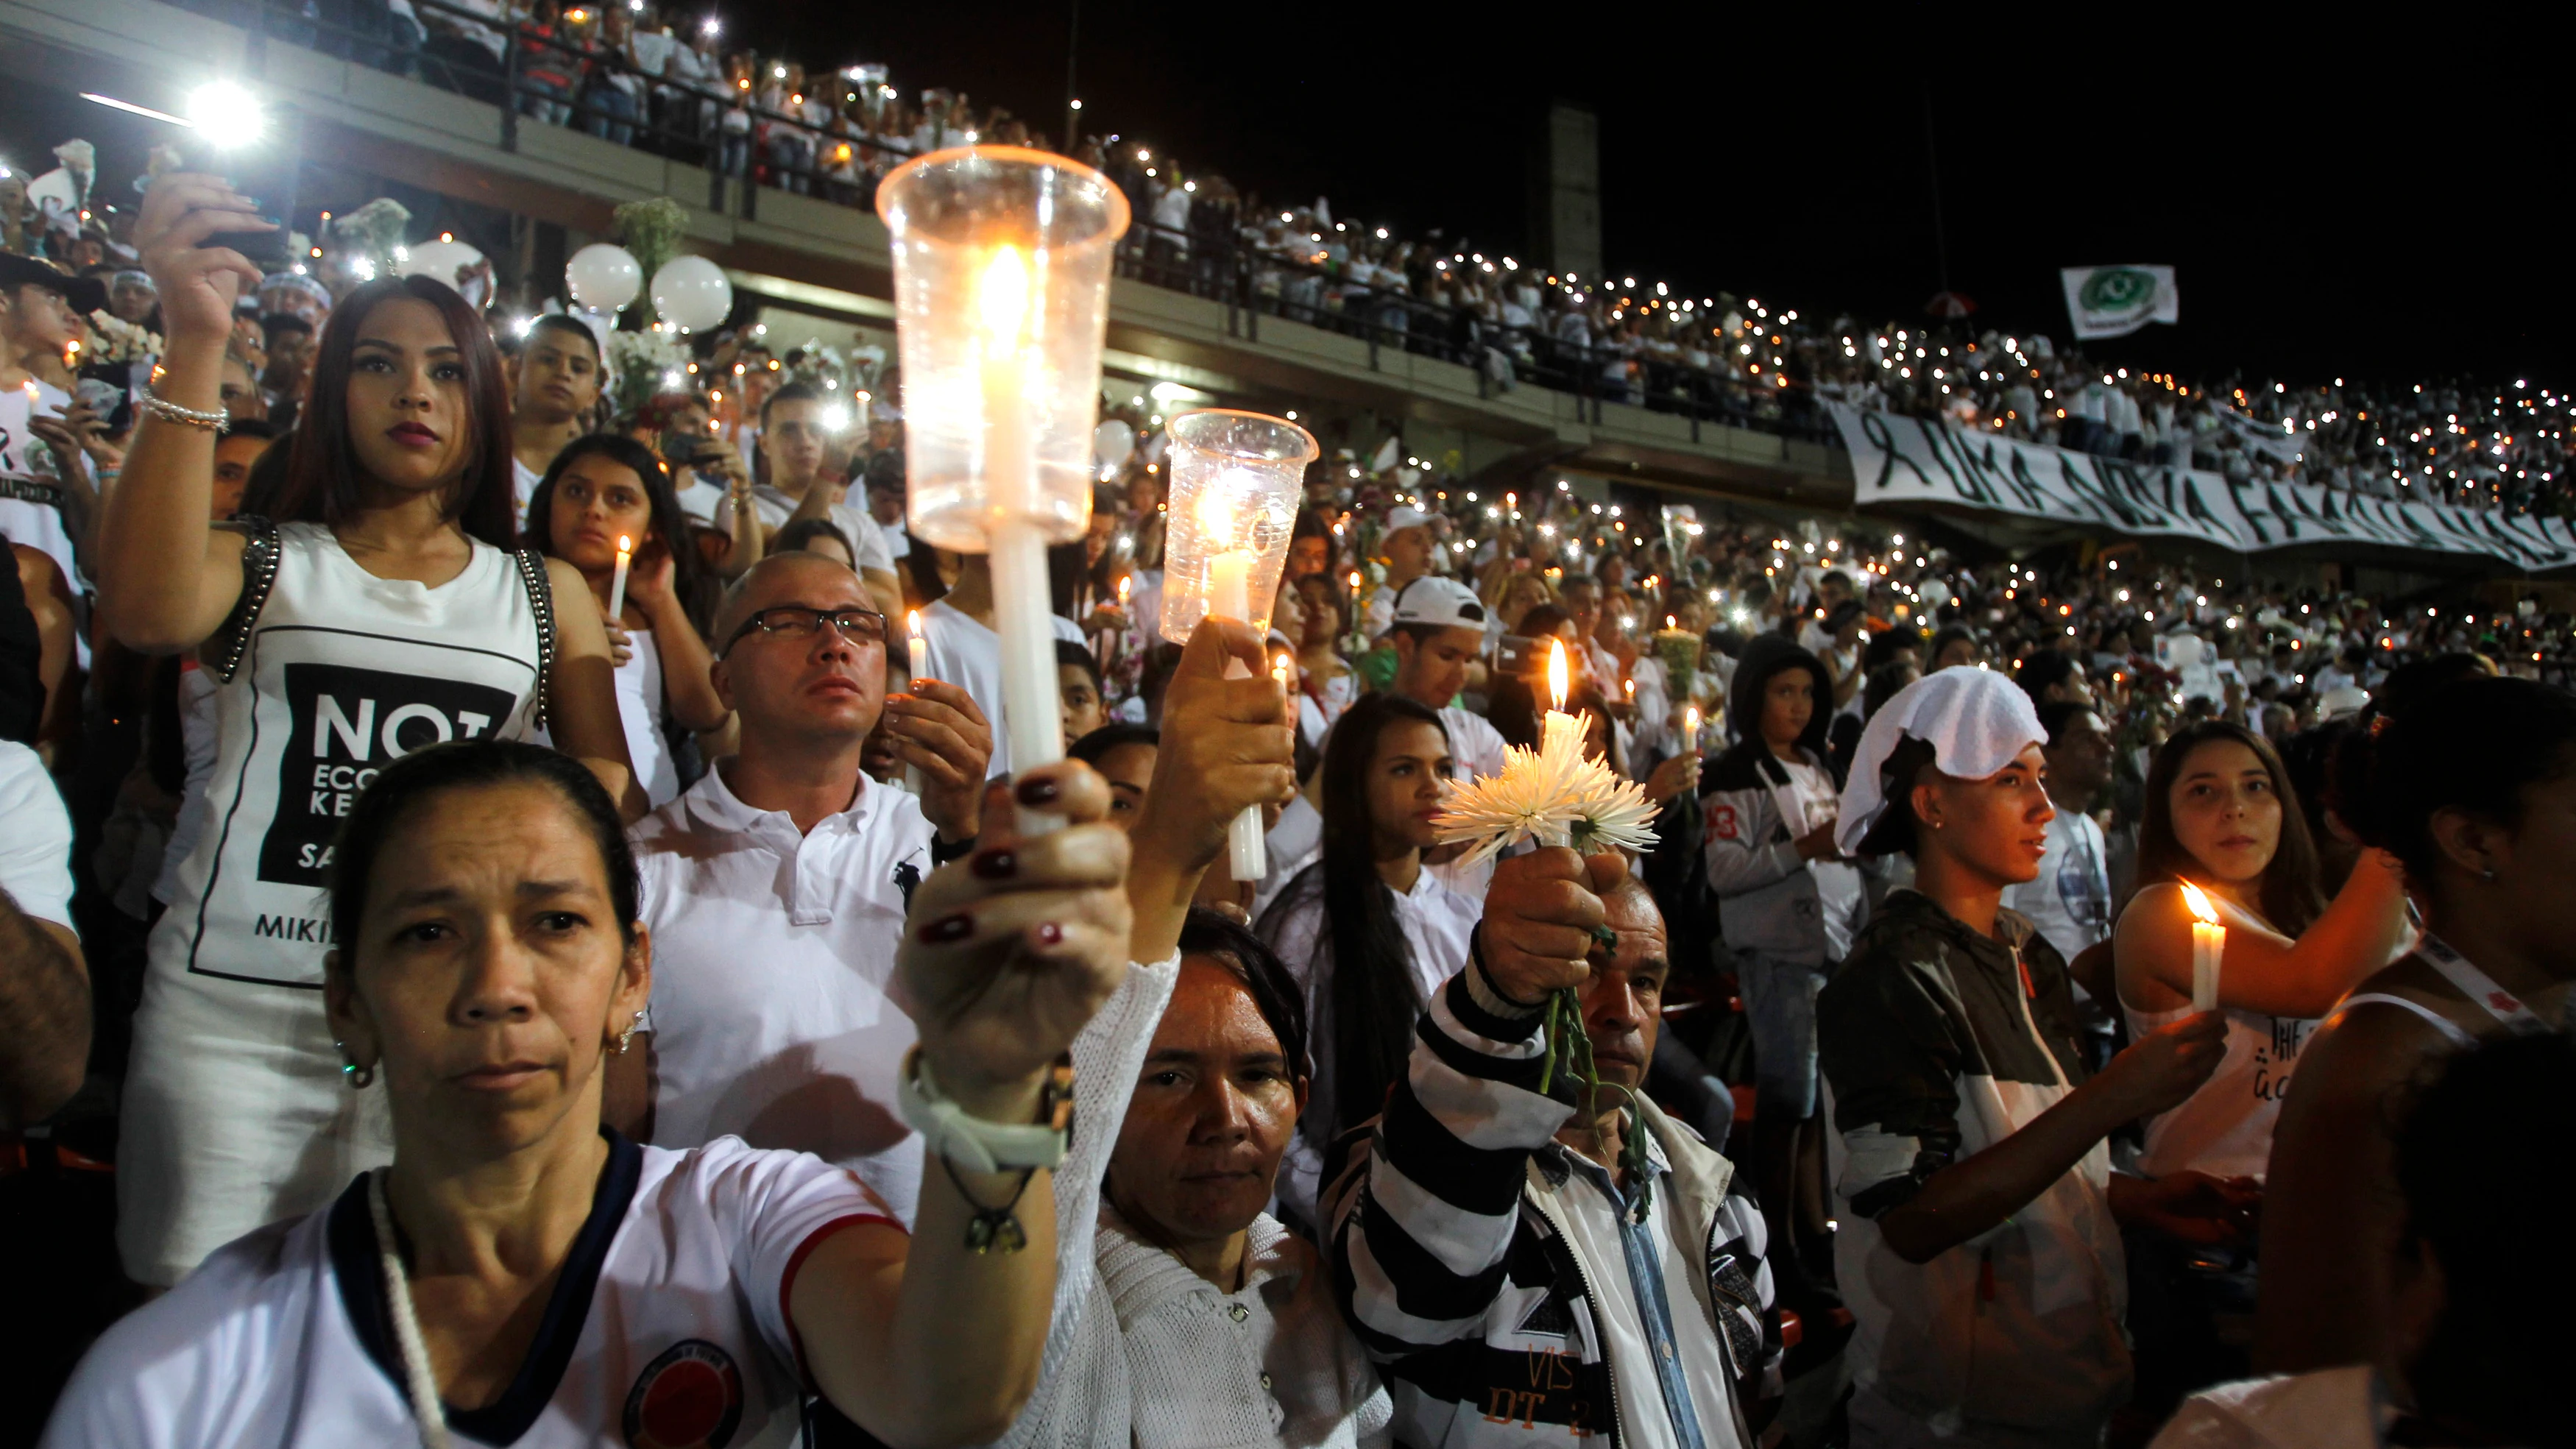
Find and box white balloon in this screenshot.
[565,243,642,313]
[400,240,488,308]
[1092,418,1134,470]
[649,254,733,333]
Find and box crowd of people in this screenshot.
[92,0,2570,520]
[3,86,2576,1449]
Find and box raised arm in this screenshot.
[2115,857,2405,1021]
[1124,615,1298,966]
[93,174,272,653]
[1333,848,1612,1358]
[790,761,1134,1448]
[540,556,646,821]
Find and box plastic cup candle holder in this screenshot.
[878,146,1128,832]
[1157,408,1318,879]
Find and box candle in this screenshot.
[1685,704,1701,751]
[972,244,1070,829]
[1541,637,1583,763]
[2182,882,2225,1013]
[855,389,871,433]
[606,535,632,621]
[905,609,937,796]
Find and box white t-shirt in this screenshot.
[512,456,544,528]
[2003,807,2111,966]
[712,486,897,581]
[633,765,936,1223]
[0,378,85,597]
[0,740,74,932]
[43,1136,892,1449]
[918,600,1087,779]
[1779,756,1862,961]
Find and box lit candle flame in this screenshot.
[977,244,1030,347]
[1686,705,1700,737]
[1548,637,1569,713]
[908,609,924,640]
[2180,882,2218,924]
[616,534,631,555]
[1117,575,1130,604]
[1348,570,1362,591]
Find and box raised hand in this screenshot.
[881,677,994,843]
[132,173,274,346]
[1131,614,1297,865]
[896,763,1133,1120]
[1480,847,1623,1007]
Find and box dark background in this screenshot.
[734,4,2570,390]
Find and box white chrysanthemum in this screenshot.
[1434,741,1660,866]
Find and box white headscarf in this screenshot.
[1836,666,2047,856]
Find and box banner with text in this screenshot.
[1828,401,2576,570]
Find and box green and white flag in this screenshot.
[2058,264,2178,340]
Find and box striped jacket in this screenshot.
[1327,963,1781,1448]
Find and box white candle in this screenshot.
[975,244,1066,832]
[855,389,871,433]
[1208,545,1265,880]
[2182,882,2226,1013]
[905,609,936,797]
[606,535,632,621]
[1540,637,1583,766]
[1685,704,1701,752]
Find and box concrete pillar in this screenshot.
[1526,103,1602,283]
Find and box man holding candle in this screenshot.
[1818,669,2234,1449]
[620,550,994,1219]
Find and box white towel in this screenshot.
[1836,666,2047,854]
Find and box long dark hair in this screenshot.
[271,275,517,548]
[328,739,637,967]
[1257,691,1446,1141]
[2134,718,2325,934]
[520,433,718,639]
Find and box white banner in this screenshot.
[2059,264,2179,340]
[1827,401,2576,570]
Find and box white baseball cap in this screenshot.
[1389,576,1487,630]
[1384,505,1434,534]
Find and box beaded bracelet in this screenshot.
[136,385,230,434]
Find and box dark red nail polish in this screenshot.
[919,913,974,943]
[971,849,1017,880]
[1033,921,1064,947]
[1016,776,1061,807]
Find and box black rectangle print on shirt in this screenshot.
[259,662,520,886]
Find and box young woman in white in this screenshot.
[42,740,1142,1448]
[97,174,640,1288]
[521,434,729,807]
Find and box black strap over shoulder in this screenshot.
[204,514,280,685]
[512,547,556,731]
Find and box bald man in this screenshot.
[619,551,991,1220]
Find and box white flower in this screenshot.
[1434,740,1659,866]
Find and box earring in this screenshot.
[334,1040,375,1089]
[618,1009,646,1056]
[2482,865,2499,882]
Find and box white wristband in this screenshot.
[895,1046,1071,1173]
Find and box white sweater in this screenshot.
[1094,1208,1393,1449]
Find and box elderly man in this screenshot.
[620,550,992,1220]
[1331,849,1782,1449]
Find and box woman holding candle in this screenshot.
[523,435,731,807]
[2260,678,2576,1384]
[1253,692,1477,1225]
[99,177,643,1289]
[43,739,1141,1448]
[2112,720,2407,1186]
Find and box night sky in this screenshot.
[737,4,2572,392]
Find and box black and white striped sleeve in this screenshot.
[1329,963,1574,1360]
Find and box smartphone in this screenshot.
[658,428,714,469]
[1495,634,1539,676]
[201,141,300,269]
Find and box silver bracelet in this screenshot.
[136,385,229,434]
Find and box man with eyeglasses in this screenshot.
[618,550,993,1223]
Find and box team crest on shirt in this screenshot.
[623,1339,745,1449]
[1709,804,1738,841]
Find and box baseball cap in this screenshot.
[0,253,107,316]
[1384,504,1433,534]
[1390,576,1486,630]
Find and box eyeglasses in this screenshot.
[720,605,888,655]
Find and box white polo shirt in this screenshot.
[919,600,1087,779]
[633,762,940,1225]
